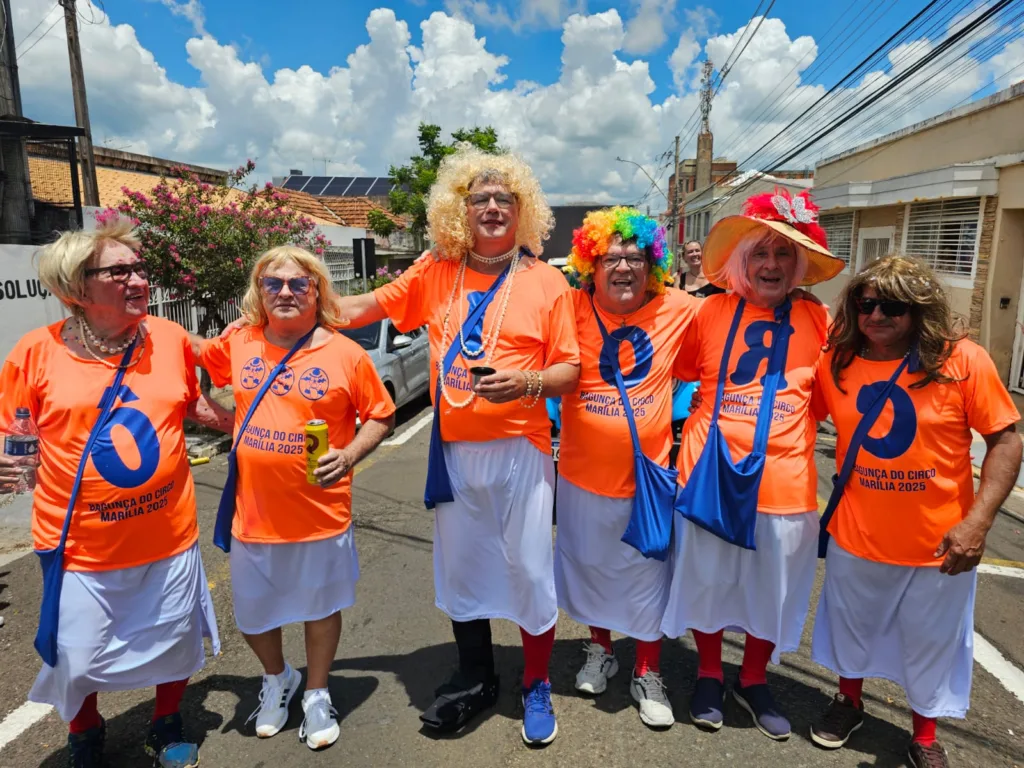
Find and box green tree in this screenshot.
[366,208,397,240]
[386,123,501,249]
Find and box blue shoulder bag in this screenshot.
[423,262,511,509]
[591,300,679,561]
[34,337,139,667]
[213,324,318,553]
[818,349,914,558]
[673,297,792,551]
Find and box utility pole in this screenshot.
[60,0,99,207]
[0,0,32,243]
[673,134,680,272]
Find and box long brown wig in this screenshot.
[826,255,967,391]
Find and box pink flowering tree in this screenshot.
[98,159,330,336]
[369,265,403,290]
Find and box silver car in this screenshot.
[341,319,430,408]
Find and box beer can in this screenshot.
[305,419,329,485]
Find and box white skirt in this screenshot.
[29,543,220,721]
[661,512,818,664]
[434,437,557,635]
[811,542,976,719]
[230,530,359,635]
[554,479,670,641]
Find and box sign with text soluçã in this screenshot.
[0,244,69,363]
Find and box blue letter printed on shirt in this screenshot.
[599,326,654,389]
[90,385,161,489]
[857,381,917,460]
[730,320,794,389]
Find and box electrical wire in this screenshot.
[16,14,62,61]
[15,2,58,50]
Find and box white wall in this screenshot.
[0,244,69,363]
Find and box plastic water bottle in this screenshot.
[4,407,39,494]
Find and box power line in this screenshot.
[15,2,58,49]
[16,13,61,60]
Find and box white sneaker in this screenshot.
[246,664,302,738]
[575,642,619,695]
[299,689,340,750]
[631,671,674,728]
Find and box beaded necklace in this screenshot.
[438,252,521,409]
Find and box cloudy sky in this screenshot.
[12,0,1024,206]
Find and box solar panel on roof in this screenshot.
[283,176,310,190]
[344,177,375,196]
[304,177,333,195]
[366,178,393,197]
[322,177,354,196]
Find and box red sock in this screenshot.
[738,635,775,688]
[693,629,724,683]
[69,693,101,735]
[912,711,937,747]
[521,626,556,687]
[634,639,662,677]
[839,677,863,708]
[153,678,189,721]
[589,626,613,654]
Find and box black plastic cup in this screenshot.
[470,366,496,388]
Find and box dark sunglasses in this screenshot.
[260,276,312,295]
[856,297,911,317]
[84,262,149,282]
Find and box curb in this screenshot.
[186,434,231,460]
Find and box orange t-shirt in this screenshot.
[0,317,200,572]
[674,293,829,514]
[374,257,580,453]
[560,288,701,498]
[200,327,395,544]
[815,340,1020,566]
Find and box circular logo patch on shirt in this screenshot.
[240,357,268,390]
[299,367,330,401]
[271,365,295,396]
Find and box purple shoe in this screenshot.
[688,677,724,731]
[732,681,791,740]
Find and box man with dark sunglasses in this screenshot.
[810,255,1021,768]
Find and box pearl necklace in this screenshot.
[79,316,137,354]
[468,245,518,265]
[79,317,141,369]
[438,252,521,409]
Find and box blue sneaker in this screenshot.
[732,681,791,740]
[145,713,200,767]
[521,679,558,746]
[689,677,724,731]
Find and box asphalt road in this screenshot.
[0,400,1021,768]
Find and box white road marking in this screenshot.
[382,412,433,446]
[0,702,52,752]
[974,632,1024,706]
[0,549,31,568]
[978,563,1024,579]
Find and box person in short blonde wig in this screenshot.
[240,245,347,328]
[36,219,141,308]
[427,145,554,259]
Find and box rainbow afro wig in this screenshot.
[566,207,673,295]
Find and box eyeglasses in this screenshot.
[260,276,312,295]
[467,192,517,210]
[84,262,149,282]
[856,297,911,317]
[601,254,647,270]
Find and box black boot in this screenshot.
[420,619,499,732]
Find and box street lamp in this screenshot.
[615,157,669,202]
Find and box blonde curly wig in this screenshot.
[826,254,967,391]
[426,145,554,260]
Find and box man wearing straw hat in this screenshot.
[663,189,843,741]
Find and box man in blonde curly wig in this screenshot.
[809,255,1021,768]
[327,146,580,744]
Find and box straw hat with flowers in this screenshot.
[703,188,845,288]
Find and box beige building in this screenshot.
[682,172,814,244]
[811,81,1024,394]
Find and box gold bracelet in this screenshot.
[520,369,542,408]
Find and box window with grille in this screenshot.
[903,198,981,277]
[819,212,854,265]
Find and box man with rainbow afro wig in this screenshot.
[556,207,700,728]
